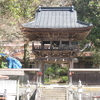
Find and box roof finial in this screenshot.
[71,5,74,12]
[38,6,41,12]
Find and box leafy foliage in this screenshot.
[74,0,100,67]
[0,0,40,19]
[91,48,100,67]
[74,0,100,46]
[45,67,54,76]
[0,0,100,68]
[61,76,68,83]
[0,55,7,68]
[44,64,68,83]
[0,62,7,68]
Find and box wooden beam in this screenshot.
[0,68,40,71]
[69,69,100,72]
[0,71,24,76]
[21,26,92,32]
[0,68,40,76]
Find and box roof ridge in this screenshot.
[37,6,74,12]
[77,20,93,26]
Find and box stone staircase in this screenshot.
[40,87,67,100]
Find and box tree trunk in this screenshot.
[24,41,30,68]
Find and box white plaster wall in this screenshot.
[0,80,16,94]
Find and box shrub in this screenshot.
[61,76,68,83]
[44,78,49,82]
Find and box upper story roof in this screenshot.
[23,6,92,29]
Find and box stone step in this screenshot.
[42,88,65,90]
[41,97,65,100]
[42,89,65,91]
[42,92,65,95]
[40,88,66,100]
[41,95,66,97]
[41,93,66,95]
[42,89,66,92]
[41,99,65,100]
[42,91,65,94]
[42,90,65,92]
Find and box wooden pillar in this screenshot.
[35,62,38,68]
[35,62,39,86]
[24,42,30,68]
[41,62,44,84]
[50,40,52,49]
[38,61,42,83]
[69,41,72,49]
[41,40,43,49]
[32,41,35,50]
[70,60,74,68]
[69,59,74,84]
[59,40,62,49]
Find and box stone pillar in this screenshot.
[77,80,83,100]
[3,89,7,100]
[68,85,73,100]
[26,80,31,100]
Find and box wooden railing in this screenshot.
[69,69,100,85]
[72,72,100,85]
[32,44,79,50]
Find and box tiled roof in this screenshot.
[78,52,94,57]
[23,6,92,29]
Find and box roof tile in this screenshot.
[23,7,92,29]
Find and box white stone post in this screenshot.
[3,89,7,100]
[37,73,39,88]
[77,80,83,100]
[68,85,73,100]
[94,98,97,100]
[26,80,31,100]
[17,76,19,100]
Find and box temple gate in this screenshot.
[21,6,92,84]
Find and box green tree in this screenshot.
[74,0,100,44]
[0,0,40,19]
[91,48,100,68]
[45,67,54,80]
[74,0,100,67]
[0,55,7,68]
[45,64,69,83]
